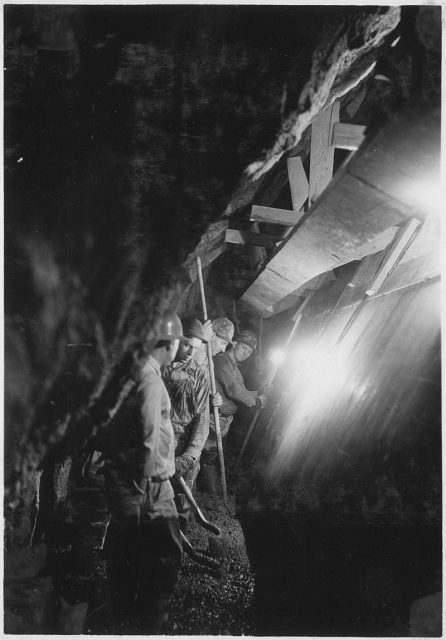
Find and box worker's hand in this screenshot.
[256,393,267,410]
[212,392,222,408]
[175,454,196,477]
[202,319,214,343]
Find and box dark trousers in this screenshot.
[198,414,233,494]
[104,468,182,634]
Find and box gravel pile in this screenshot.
[56,490,255,635]
[164,491,255,635]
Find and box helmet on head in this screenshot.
[236,329,257,351]
[182,317,208,343]
[156,310,184,341]
[212,317,234,345]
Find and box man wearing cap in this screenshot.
[193,316,235,365]
[163,317,214,530]
[199,327,266,494]
[103,310,184,633]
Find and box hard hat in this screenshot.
[181,317,208,343]
[156,310,184,341]
[236,329,257,351]
[212,317,234,345]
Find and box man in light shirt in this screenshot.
[104,310,184,634]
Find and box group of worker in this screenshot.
[102,309,266,633]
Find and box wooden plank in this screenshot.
[348,104,440,219]
[332,122,366,150]
[287,156,309,211]
[379,252,440,296]
[241,172,407,315]
[250,205,304,227]
[309,101,340,204]
[271,272,335,316]
[240,105,439,317]
[365,218,421,296]
[225,228,283,248]
[398,214,440,265]
[324,252,386,314]
[225,229,245,244]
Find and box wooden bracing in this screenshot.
[240,103,440,317]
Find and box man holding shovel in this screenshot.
[199,328,267,494]
[163,317,221,531]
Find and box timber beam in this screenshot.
[225,228,283,248]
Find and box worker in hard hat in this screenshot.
[199,328,267,494]
[193,316,235,364]
[163,317,217,532]
[103,310,183,634]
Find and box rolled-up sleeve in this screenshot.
[214,355,257,408]
[184,405,210,459]
[184,367,210,458]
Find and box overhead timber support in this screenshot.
[241,103,440,317]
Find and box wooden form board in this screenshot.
[241,104,440,317]
[241,166,408,315]
[364,218,420,296]
[309,101,340,204]
[250,205,305,227]
[398,214,440,266]
[332,123,366,150]
[380,252,440,295]
[271,272,335,317]
[348,106,441,219]
[225,228,282,248]
[287,156,309,211]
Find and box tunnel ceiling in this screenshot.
[3,5,441,505]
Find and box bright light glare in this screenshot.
[291,341,351,402]
[269,348,286,365]
[402,177,442,219]
[305,350,349,399]
[292,343,314,365]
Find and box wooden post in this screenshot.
[309,101,340,205]
[196,257,229,505]
[336,218,421,344]
[287,156,309,212]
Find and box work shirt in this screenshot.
[163,358,210,459]
[213,350,257,415]
[110,355,175,481]
[139,356,176,479]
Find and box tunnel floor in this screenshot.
[9,473,442,636]
[54,490,255,635]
